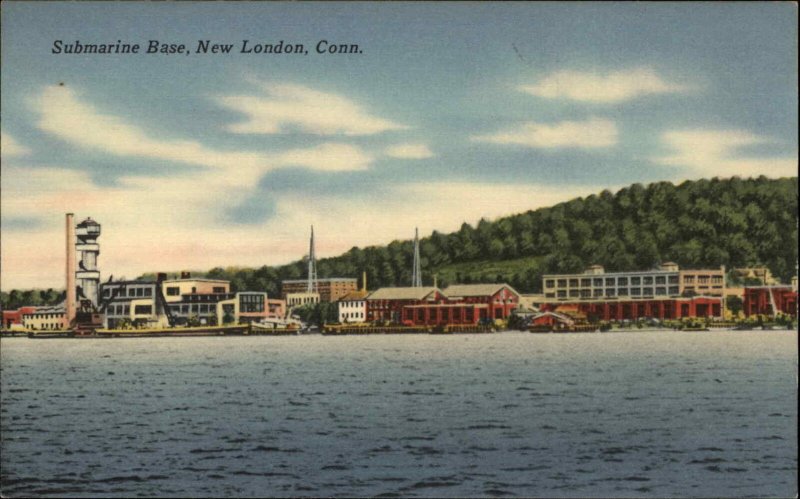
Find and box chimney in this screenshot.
[362,271,367,292]
[157,272,167,283]
[65,213,76,325]
[181,271,190,279]
[433,274,438,289]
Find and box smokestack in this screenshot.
[433,274,438,289]
[157,272,167,283]
[362,271,367,292]
[65,213,76,325]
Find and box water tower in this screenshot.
[75,217,101,306]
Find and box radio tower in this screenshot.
[306,225,318,293]
[411,227,422,287]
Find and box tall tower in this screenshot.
[306,225,318,293]
[65,213,77,325]
[411,227,422,287]
[75,217,101,306]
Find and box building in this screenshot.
[401,302,488,326]
[338,290,368,323]
[539,296,723,321]
[443,283,521,320]
[286,292,320,307]
[366,287,446,323]
[281,278,357,302]
[215,292,270,324]
[22,305,68,330]
[162,274,230,300]
[3,306,38,330]
[75,217,102,306]
[99,280,171,329]
[743,286,798,317]
[542,263,725,301]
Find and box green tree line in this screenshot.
[3,176,797,310]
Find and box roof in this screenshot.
[367,287,441,300]
[339,290,369,301]
[282,278,357,284]
[443,283,520,298]
[531,311,574,323]
[162,278,229,284]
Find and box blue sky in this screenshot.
[1,2,797,289]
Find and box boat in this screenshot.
[250,317,301,335]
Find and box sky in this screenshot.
[1,2,797,290]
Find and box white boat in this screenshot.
[250,317,301,335]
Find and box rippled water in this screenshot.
[1,331,796,497]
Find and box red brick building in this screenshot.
[540,296,723,321]
[743,286,798,317]
[366,287,445,323]
[3,306,37,329]
[401,303,488,326]
[443,284,520,320]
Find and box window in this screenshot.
[557,279,567,288]
[569,279,579,287]
[593,289,603,297]
[581,278,591,287]
[643,288,653,296]
[684,276,695,284]
[618,277,628,286]
[167,287,180,296]
[605,289,616,297]
[643,276,653,285]
[605,278,615,286]
[136,288,144,297]
[593,278,603,287]
[545,280,555,288]
[134,305,152,315]
[618,288,628,296]
[631,277,641,285]
[668,275,679,284]
[557,290,567,298]
[128,288,136,297]
[655,276,666,285]
[191,287,197,294]
[144,288,152,296]
[631,288,641,296]
[569,289,579,298]
[656,287,666,295]
[580,289,591,298]
[669,286,680,295]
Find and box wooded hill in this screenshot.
[2,176,797,310]
[146,176,800,296]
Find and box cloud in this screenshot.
[1,131,31,157]
[472,118,618,149]
[217,82,407,136]
[520,67,690,103]
[385,143,434,159]
[652,129,798,178]
[276,143,374,171]
[31,85,376,186]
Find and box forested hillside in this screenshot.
[152,176,800,296]
[3,176,797,310]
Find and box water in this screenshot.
[1,331,796,497]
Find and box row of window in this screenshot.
[23,313,63,319]
[102,286,154,298]
[341,312,364,320]
[170,304,216,315]
[340,301,365,308]
[548,286,682,299]
[546,275,680,288]
[165,286,227,296]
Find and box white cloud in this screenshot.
[472,118,618,149]
[652,129,798,178]
[1,131,31,157]
[276,143,374,171]
[385,143,434,159]
[31,85,376,186]
[520,67,690,103]
[217,82,407,136]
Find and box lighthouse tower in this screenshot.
[75,217,101,306]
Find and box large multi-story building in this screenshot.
[281,278,357,302]
[99,280,170,329]
[743,286,798,317]
[338,290,368,323]
[542,263,725,301]
[3,306,38,330]
[540,263,726,320]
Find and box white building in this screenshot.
[338,290,368,323]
